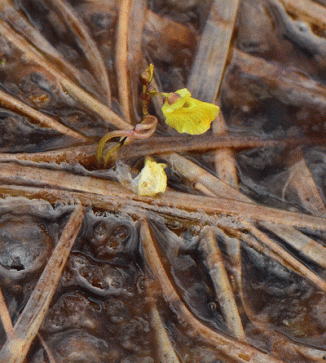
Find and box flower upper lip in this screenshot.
[161,88,220,135]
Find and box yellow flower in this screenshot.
[161,88,219,135]
[133,157,167,197]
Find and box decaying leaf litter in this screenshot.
[0,0,326,362]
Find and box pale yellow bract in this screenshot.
[135,157,167,197]
[161,88,219,135]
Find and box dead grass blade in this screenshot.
[45,0,112,105]
[115,0,131,122]
[128,0,147,122]
[140,219,285,363]
[0,288,13,337]
[187,0,240,101]
[0,144,97,165]
[146,281,181,363]
[0,18,130,130]
[37,334,57,363]
[0,204,85,363]
[199,226,246,340]
[280,0,326,28]
[212,109,239,189]
[0,87,89,142]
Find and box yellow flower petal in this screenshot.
[135,157,167,197]
[161,88,219,135]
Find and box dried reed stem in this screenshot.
[128,0,147,122]
[199,226,246,339]
[212,109,239,189]
[0,288,13,337]
[118,134,281,159]
[0,144,97,165]
[280,0,326,28]
[187,0,240,100]
[0,204,85,363]
[147,282,181,363]
[140,219,284,363]
[115,0,131,122]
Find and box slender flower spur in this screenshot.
[162,88,219,135]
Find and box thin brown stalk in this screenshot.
[0,18,130,130]
[118,134,281,161]
[0,163,326,230]
[115,0,131,122]
[165,153,253,202]
[199,226,246,340]
[212,109,239,189]
[0,144,97,165]
[0,288,13,337]
[187,0,240,101]
[0,204,85,363]
[146,281,181,363]
[128,0,147,122]
[140,219,285,363]
[37,334,57,363]
[0,88,89,142]
[44,0,112,105]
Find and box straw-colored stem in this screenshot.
[199,226,246,340]
[0,204,85,363]
[0,288,13,337]
[118,135,281,162]
[146,281,181,363]
[115,0,131,122]
[0,144,97,165]
[187,0,240,101]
